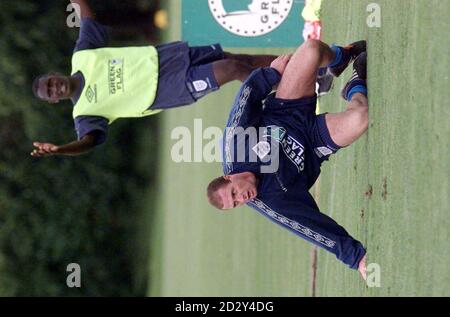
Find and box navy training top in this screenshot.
[222,67,366,269]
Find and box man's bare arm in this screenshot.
[70,0,95,19]
[31,133,97,157]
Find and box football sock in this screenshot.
[328,45,344,68]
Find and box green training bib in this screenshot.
[72,46,161,124]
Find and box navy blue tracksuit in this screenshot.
[222,68,366,269]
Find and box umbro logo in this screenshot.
[85,85,97,103]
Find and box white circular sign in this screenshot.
[208,0,294,37]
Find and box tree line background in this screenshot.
[0,0,162,296]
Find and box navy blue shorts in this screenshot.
[186,44,224,100]
[263,94,341,164]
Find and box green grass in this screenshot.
[317,0,450,296]
[146,0,449,296]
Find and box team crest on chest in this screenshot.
[252,141,271,159]
[263,125,286,142]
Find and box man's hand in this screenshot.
[270,54,292,76]
[31,134,97,158]
[358,254,367,280]
[31,142,60,157]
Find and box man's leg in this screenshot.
[212,59,255,85]
[275,39,335,99]
[324,93,368,147]
[324,52,368,147]
[211,53,277,86]
[223,52,277,69]
[225,50,337,97]
[270,40,368,147]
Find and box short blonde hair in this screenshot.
[206,176,231,209]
